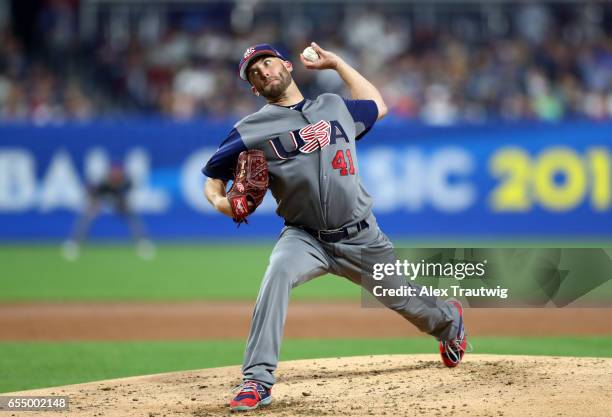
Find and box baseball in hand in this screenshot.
[302,46,319,62]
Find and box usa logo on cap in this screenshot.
[238,44,287,81]
[243,47,255,59]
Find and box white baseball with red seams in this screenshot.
[302,46,319,62]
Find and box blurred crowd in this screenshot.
[1,0,612,125]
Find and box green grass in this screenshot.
[1,336,611,393]
[4,243,612,302]
[0,244,359,301]
[2,244,612,302]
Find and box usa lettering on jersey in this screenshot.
[268,120,350,159]
[299,120,331,153]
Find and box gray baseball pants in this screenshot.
[242,214,460,387]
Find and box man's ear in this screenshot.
[283,60,293,73]
[251,85,260,96]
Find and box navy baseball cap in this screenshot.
[239,43,287,81]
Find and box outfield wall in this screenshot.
[0,119,610,240]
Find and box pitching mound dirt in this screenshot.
[7,354,612,417]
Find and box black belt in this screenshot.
[288,220,369,243]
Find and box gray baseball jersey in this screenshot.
[203,93,460,389]
[203,93,377,229]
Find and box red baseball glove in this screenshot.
[226,150,269,224]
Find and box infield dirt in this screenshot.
[6,354,612,417]
[1,302,611,340]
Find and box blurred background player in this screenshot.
[62,164,155,260]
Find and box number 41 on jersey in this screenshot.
[332,149,355,176]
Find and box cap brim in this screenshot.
[240,50,282,81]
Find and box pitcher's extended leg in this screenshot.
[329,218,460,341]
[242,227,331,387]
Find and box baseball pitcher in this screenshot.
[203,42,468,412]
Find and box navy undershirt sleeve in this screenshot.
[343,99,379,140]
[202,128,247,181]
